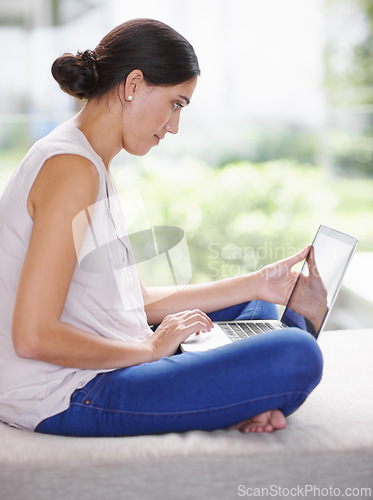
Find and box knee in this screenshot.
[277,328,323,393]
[236,300,279,321]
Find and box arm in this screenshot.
[142,247,310,325]
[12,155,212,368]
[13,154,148,369]
[142,274,261,325]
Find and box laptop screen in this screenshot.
[281,225,358,338]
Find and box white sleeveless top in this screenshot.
[0,122,152,430]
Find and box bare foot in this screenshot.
[231,410,287,433]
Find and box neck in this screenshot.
[70,97,122,170]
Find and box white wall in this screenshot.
[0,0,327,157]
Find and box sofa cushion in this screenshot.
[1,329,372,500]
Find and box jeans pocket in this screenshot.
[71,373,110,405]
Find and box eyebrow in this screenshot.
[178,94,190,106]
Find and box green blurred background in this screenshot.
[0,0,372,289]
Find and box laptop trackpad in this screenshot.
[181,324,231,352]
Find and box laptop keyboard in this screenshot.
[218,322,277,341]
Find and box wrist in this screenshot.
[247,270,264,301]
[142,338,157,363]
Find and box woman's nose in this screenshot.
[165,114,180,135]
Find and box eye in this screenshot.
[173,102,183,111]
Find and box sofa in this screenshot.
[1,328,372,500]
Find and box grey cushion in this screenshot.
[1,329,373,500]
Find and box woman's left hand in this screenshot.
[255,246,310,306]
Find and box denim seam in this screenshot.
[249,300,260,319]
[79,374,107,402]
[69,390,309,417]
[89,373,112,405]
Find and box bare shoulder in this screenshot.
[28,154,100,220]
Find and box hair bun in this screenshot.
[78,49,98,66]
[51,50,99,99]
[51,19,200,101]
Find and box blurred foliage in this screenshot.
[214,122,373,178]
[114,157,373,283]
[324,0,373,177]
[0,122,30,151]
[325,0,373,106]
[216,126,320,167]
[350,1,373,94]
[328,129,373,176]
[1,150,371,284]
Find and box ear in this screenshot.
[124,69,144,101]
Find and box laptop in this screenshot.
[181,225,358,352]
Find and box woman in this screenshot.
[0,19,322,436]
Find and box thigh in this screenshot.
[208,300,278,322]
[151,301,278,329]
[35,328,322,437]
[235,300,279,321]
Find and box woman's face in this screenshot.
[121,77,197,156]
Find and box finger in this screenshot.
[180,309,214,328]
[163,310,214,338]
[283,246,310,268]
[186,313,213,331]
[306,246,321,277]
[180,321,213,340]
[168,310,208,325]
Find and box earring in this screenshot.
[127,95,133,101]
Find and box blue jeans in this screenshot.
[35,301,323,437]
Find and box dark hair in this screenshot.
[51,18,200,100]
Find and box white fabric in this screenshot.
[0,122,152,431]
[0,329,372,500]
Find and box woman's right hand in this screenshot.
[145,309,214,359]
[286,246,328,333]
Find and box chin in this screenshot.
[123,144,153,157]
